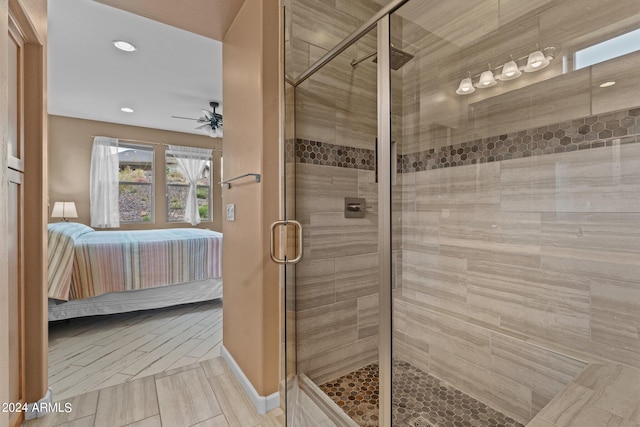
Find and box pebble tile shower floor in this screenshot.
[319,361,523,427]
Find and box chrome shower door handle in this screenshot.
[270,220,303,264]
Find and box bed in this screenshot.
[47,222,222,320]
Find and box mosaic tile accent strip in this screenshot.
[295,139,375,171]
[399,107,640,172]
[319,361,523,427]
[294,107,640,174]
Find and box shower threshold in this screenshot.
[318,360,523,427]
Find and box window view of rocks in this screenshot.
[118,145,153,222]
[117,144,213,224]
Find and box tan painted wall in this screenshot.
[221,0,280,396]
[48,115,223,232]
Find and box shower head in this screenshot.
[351,46,414,71]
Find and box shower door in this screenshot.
[284,20,384,426]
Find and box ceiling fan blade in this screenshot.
[202,109,213,118]
[171,115,199,121]
[195,123,211,129]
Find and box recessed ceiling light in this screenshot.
[120,107,134,113]
[599,81,616,88]
[113,40,137,52]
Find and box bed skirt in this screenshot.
[48,277,222,321]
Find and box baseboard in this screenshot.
[220,345,280,415]
[24,387,54,420]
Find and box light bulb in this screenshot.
[524,50,550,72]
[476,70,497,88]
[498,59,521,81]
[456,77,476,95]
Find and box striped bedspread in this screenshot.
[48,223,223,301]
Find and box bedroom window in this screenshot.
[118,143,154,222]
[166,152,212,222]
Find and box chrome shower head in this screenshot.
[351,46,414,71]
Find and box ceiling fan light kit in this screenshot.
[171,101,223,138]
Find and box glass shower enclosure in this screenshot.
[284,0,640,425]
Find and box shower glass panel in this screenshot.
[290,25,381,426]
[391,0,640,426]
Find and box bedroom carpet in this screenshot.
[24,357,284,427]
[48,300,222,402]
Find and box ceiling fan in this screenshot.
[172,101,223,138]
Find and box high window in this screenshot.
[574,28,640,70]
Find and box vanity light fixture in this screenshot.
[120,107,134,113]
[456,73,476,95]
[455,46,556,95]
[113,40,137,52]
[524,50,550,72]
[498,56,522,80]
[476,65,497,88]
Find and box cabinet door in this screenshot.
[7,169,25,427]
[8,16,25,172]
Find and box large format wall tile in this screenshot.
[296,162,359,214]
[490,334,585,400]
[467,260,591,340]
[297,335,378,385]
[415,162,501,211]
[295,258,335,311]
[501,143,640,213]
[335,253,378,301]
[591,278,640,354]
[297,300,358,362]
[308,212,377,260]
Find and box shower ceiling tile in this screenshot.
[539,0,640,50]
[498,0,554,26]
[392,0,500,48]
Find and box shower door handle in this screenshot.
[270,220,303,264]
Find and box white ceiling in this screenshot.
[47,0,223,137]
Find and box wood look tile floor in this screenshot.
[23,357,285,427]
[48,300,223,402]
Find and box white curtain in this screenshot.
[167,145,212,226]
[90,136,120,228]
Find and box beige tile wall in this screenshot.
[295,163,380,384]
[396,142,640,424]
